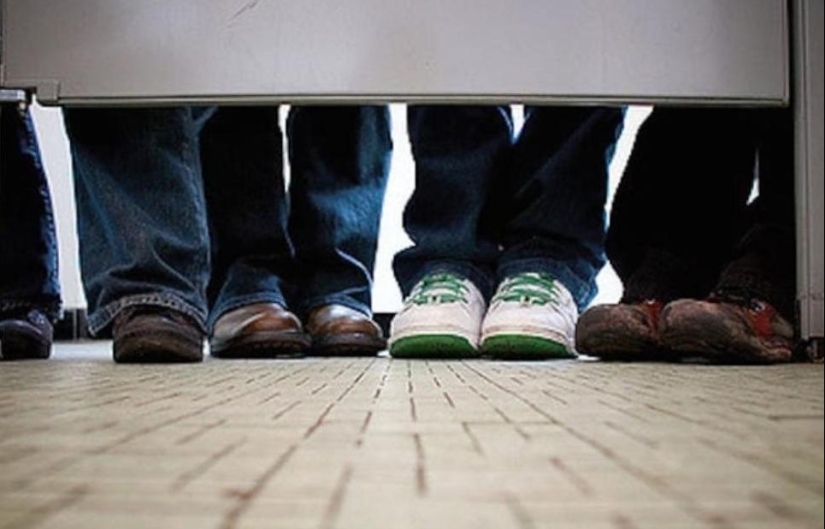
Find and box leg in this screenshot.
[661,108,798,363]
[63,107,211,362]
[390,105,512,357]
[497,106,625,308]
[394,105,510,299]
[287,106,391,355]
[607,108,757,303]
[287,105,391,316]
[200,106,309,357]
[576,108,760,361]
[714,108,796,319]
[481,106,625,358]
[0,106,59,359]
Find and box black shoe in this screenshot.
[112,306,204,363]
[0,309,53,360]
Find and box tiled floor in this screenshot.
[1,342,823,529]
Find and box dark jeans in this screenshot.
[607,107,796,319]
[0,106,61,321]
[64,106,390,335]
[395,105,625,311]
[287,106,392,318]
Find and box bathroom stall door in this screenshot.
[1,0,788,105]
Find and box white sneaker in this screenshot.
[389,272,485,358]
[480,272,578,359]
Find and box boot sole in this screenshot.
[114,330,203,363]
[0,327,51,360]
[389,334,478,358]
[210,331,310,359]
[662,323,792,364]
[310,333,387,357]
[576,335,676,362]
[481,334,574,360]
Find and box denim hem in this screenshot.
[407,261,496,301]
[299,295,373,319]
[0,299,62,323]
[88,293,208,336]
[497,258,596,312]
[207,293,288,332]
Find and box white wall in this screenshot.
[30,102,85,310]
[31,103,650,314]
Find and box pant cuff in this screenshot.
[88,293,208,336]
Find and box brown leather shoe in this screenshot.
[113,306,204,363]
[210,303,310,358]
[306,305,386,356]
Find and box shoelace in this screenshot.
[493,273,560,306]
[408,273,470,305]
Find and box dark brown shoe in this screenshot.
[306,305,386,356]
[575,300,675,361]
[113,306,204,363]
[0,309,53,360]
[659,298,795,364]
[209,303,310,358]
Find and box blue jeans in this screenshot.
[0,106,61,321]
[286,107,392,318]
[395,105,625,311]
[64,106,390,335]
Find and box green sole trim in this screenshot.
[389,335,478,359]
[481,334,575,360]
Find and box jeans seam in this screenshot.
[183,110,211,288]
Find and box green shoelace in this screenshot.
[408,273,470,305]
[492,273,559,306]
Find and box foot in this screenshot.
[113,306,204,363]
[480,273,577,360]
[210,302,310,358]
[575,300,672,361]
[659,297,795,363]
[389,272,485,358]
[0,309,53,360]
[306,304,386,356]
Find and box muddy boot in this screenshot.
[659,298,794,364]
[575,300,675,361]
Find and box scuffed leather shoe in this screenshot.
[210,302,310,358]
[307,304,386,356]
[0,309,53,360]
[113,306,204,363]
[575,300,677,361]
[659,297,795,364]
